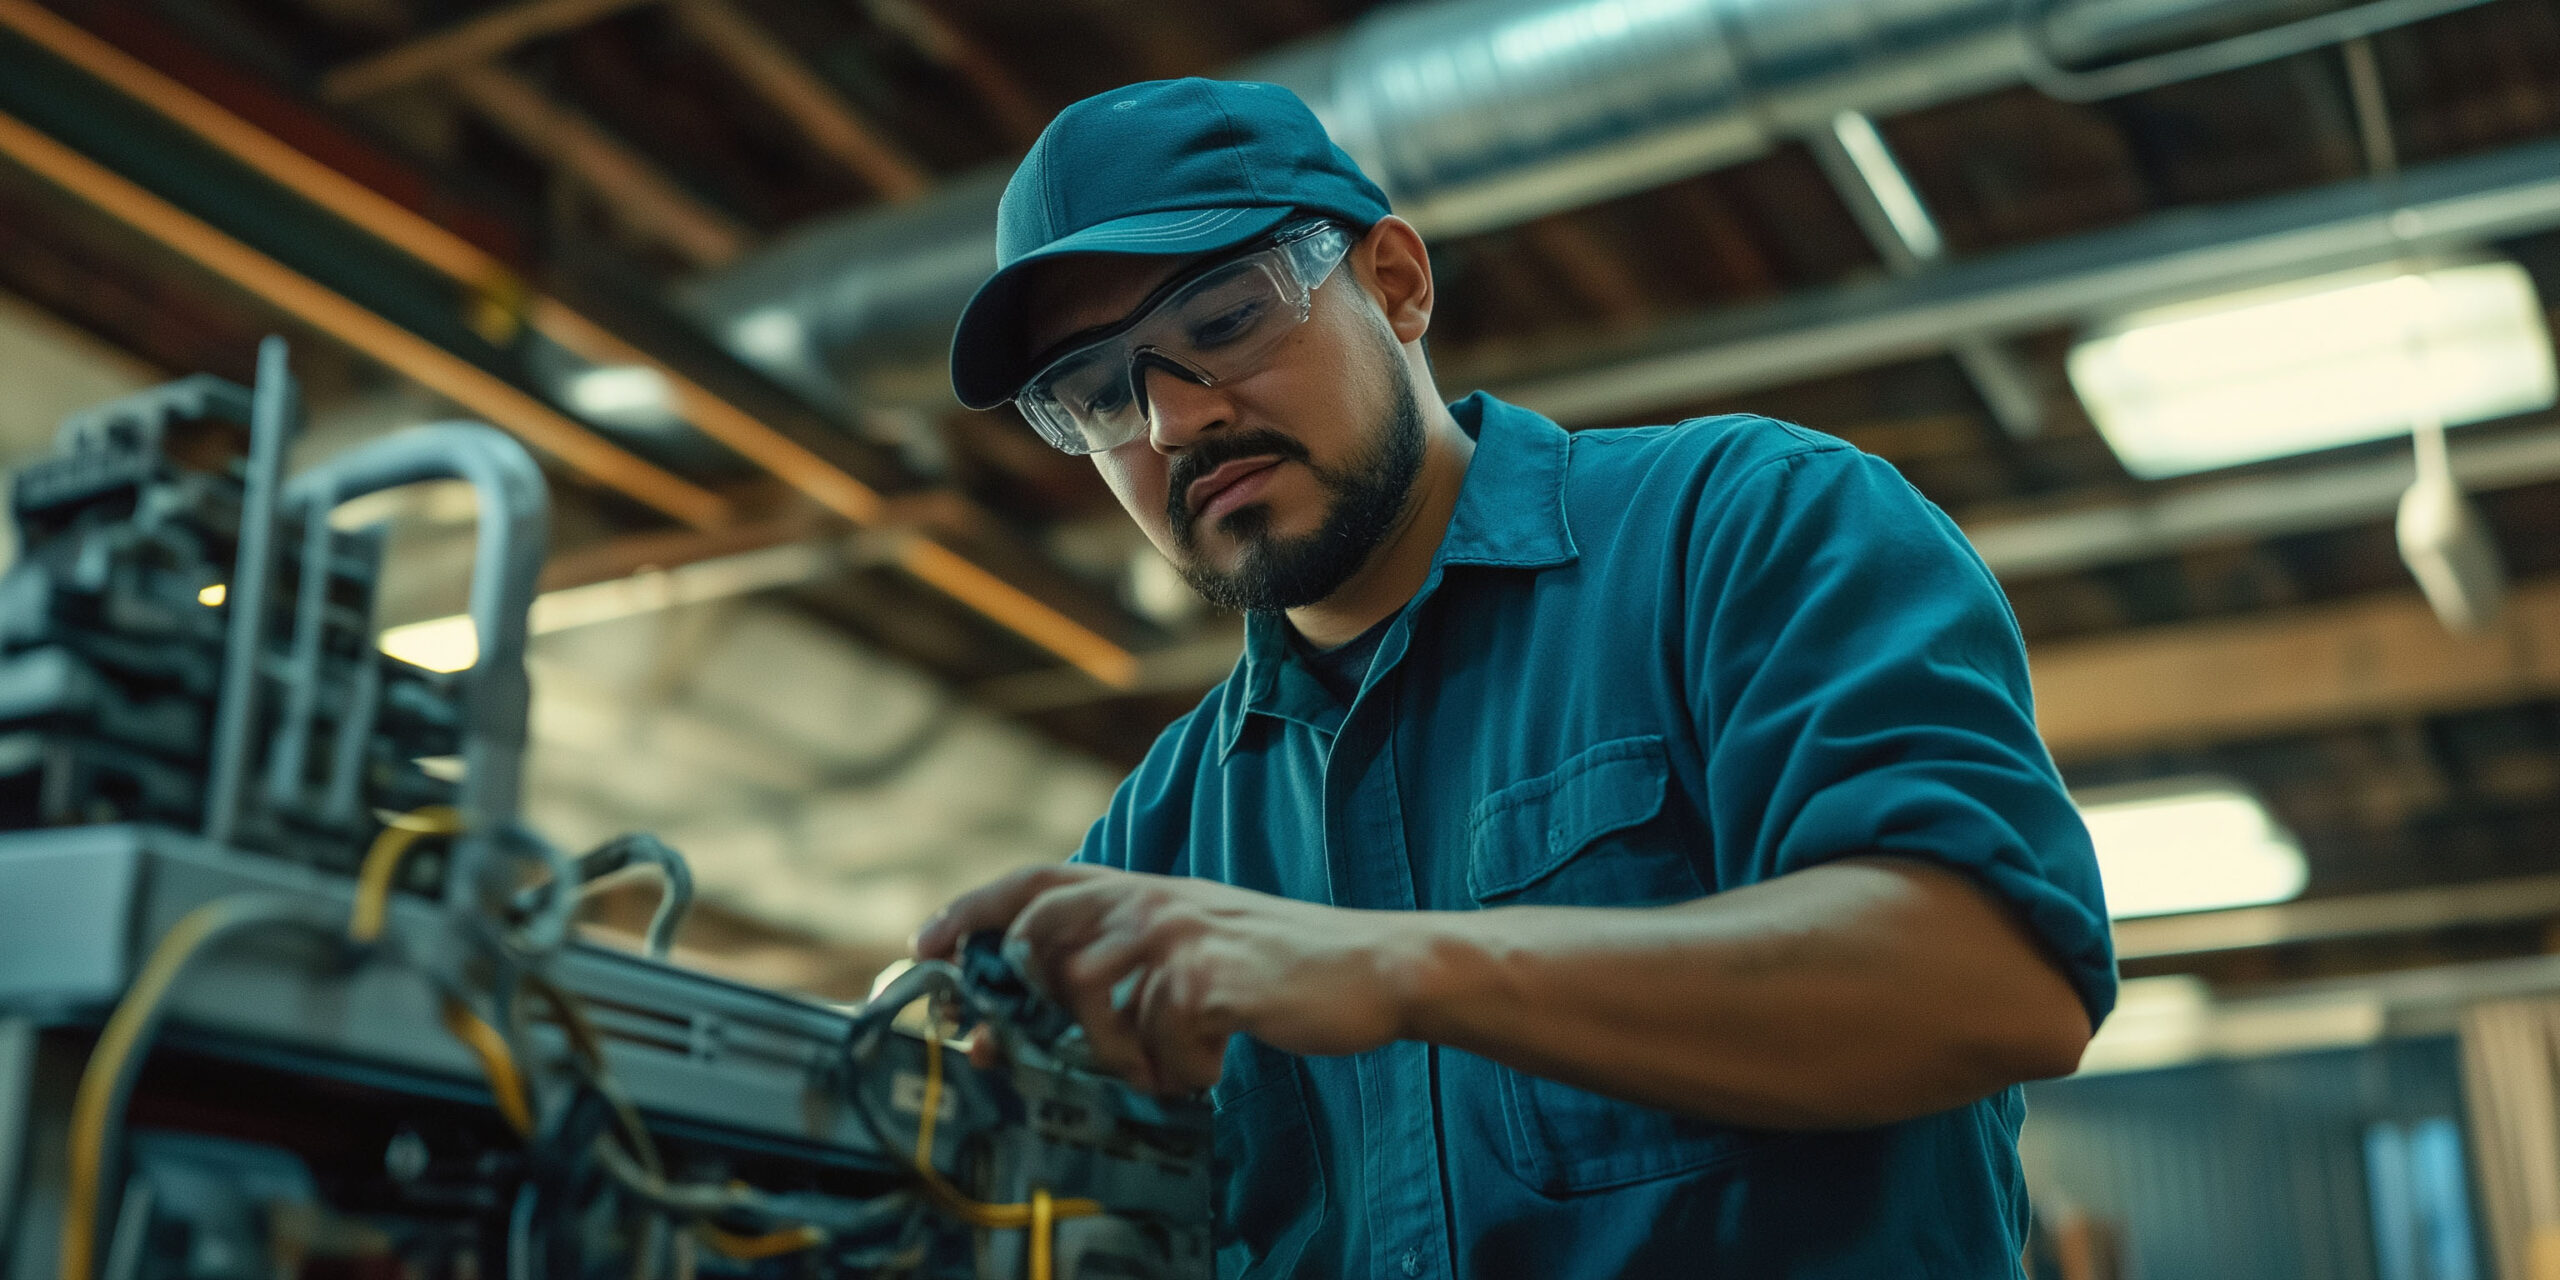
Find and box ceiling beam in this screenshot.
[1966,417,2560,580]
[322,0,663,101]
[2032,577,2560,762]
[447,63,749,269]
[860,0,1047,147]
[0,105,732,527]
[1486,135,2560,426]
[668,0,931,203]
[0,0,1142,687]
[2113,872,2560,961]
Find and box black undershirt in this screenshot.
[1289,612,1396,705]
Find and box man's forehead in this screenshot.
[1022,250,1208,356]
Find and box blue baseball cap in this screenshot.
[949,77,1393,411]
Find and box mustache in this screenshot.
[1166,429,1312,527]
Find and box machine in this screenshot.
[0,340,1213,1280]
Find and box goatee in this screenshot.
[1170,368,1426,614]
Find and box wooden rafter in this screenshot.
[669,0,931,203]
[861,0,1048,146]
[0,0,1141,687]
[322,0,664,101]
[2032,578,2560,762]
[1519,216,1655,328]
[448,64,750,268]
[0,106,732,528]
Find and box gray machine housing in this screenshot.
[0,343,1212,1280]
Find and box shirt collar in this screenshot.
[1217,392,1578,758]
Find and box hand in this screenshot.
[912,865,1421,1094]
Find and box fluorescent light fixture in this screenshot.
[2068,260,2557,478]
[380,615,478,673]
[560,363,677,428]
[2076,777,2308,919]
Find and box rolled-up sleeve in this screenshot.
[1685,440,2117,1027]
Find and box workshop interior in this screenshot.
[0,0,2556,1277]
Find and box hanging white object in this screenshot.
[2397,426,2506,631]
[2390,273,2509,633]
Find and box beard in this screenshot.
[1165,349,1426,615]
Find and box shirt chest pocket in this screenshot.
[1467,734,1773,1195]
[1467,734,1703,908]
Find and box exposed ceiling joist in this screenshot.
[1489,135,2560,425]
[669,0,931,203]
[449,63,749,268]
[859,0,1048,147]
[0,0,1146,687]
[1967,419,2560,580]
[322,0,663,101]
[2114,872,2560,960]
[2032,577,2560,762]
[0,105,733,526]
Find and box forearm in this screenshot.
[1389,858,2093,1129]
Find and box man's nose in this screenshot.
[1140,360,1229,454]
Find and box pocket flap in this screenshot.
[1468,735,1670,901]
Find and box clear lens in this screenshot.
[1015,224,1352,455]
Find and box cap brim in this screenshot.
[950,205,1295,410]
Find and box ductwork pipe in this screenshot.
[685,0,2445,412]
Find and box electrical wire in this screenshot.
[438,996,535,1136]
[349,804,461,943]
[693,1224,828,1261]
[911,1009,1102,1280]
[57,893,326,1280]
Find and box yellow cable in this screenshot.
[1030,1188,1055,1280]
[58,897,306,1280]
[693,1224,826,1260]
[910,1010,1102,1270]
[438,997,534,1136]
[349,805,462,943]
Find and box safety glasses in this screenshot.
[1013,221,1354,455]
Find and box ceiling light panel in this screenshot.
[2068,260,2557,479]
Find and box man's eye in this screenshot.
[1077,379,1132,416]
[1187,301,1267,348]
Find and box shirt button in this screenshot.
[1401,1251,1422,1277]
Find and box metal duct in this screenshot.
[687,0,2446,412]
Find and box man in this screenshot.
[913,77,2115,1279]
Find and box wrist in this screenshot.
[1375,908,1502,1046]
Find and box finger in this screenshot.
[989,879,1160,1086]
[911,864,1101,958]
[964,1024,1003,1071]
[1006,880,1129,1002]
[1130,960,1232,1094]
[1037,901,1159,1089]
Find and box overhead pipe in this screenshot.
[688,0,2489,411]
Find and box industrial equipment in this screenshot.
[0,340,1212,1280]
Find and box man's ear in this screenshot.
[1356,216,1434,346]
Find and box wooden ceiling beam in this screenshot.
[322,0,664,101]
[447,63,749,268]
[860,0,1048,147]
[2032,578,2560,762]
[0,105,731,527]
[669,0,931,203]
[0,0,1141,687]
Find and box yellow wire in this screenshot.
[438,997,534,1136]
[1031,1188,1056,1280]
[693,1223,826,1260]
[910,1010,1102,1270]
[349,805,462,943]
[58,898,286,1280]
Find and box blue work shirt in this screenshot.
[1075,393,2116,1279]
